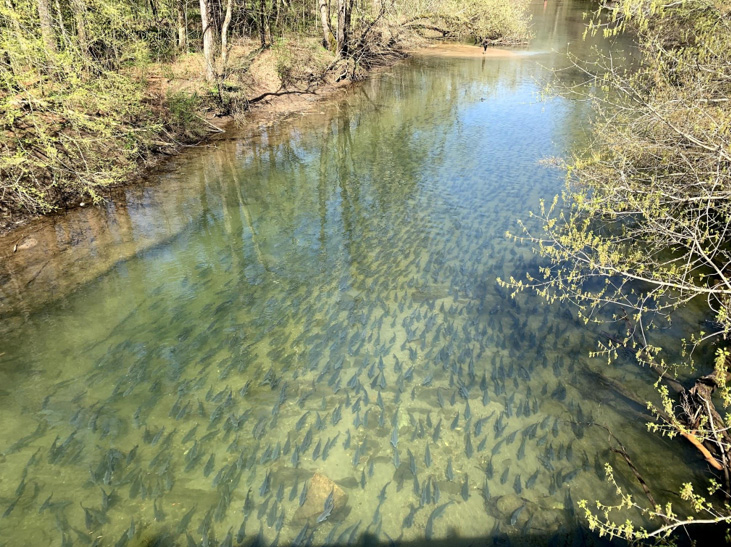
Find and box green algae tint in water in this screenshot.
[0,4,713,547]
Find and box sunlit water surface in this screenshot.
[0,2,715,546]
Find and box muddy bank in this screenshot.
[411,44,520,58]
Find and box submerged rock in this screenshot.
[293,472,348,524]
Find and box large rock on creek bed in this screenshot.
[293,472,348,524]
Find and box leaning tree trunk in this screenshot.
[199,0,215,81]
[318,0,331,49]
[36,0,57,56]
[220,0,233,68]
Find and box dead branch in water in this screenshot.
[591,422,670,526]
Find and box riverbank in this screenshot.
[0,36,345,236]
[0,36,509,240]
[0,41,522,324]
[0,1,534,237]
[0,36,525,238]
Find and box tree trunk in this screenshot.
[336,0,346,55]
[54,0,70,48]
[271,0,279,38]
[69,0,89,61]
[149,0,159,21]
[220,0,233,68]
[344,0,352,44]
[318,0,331,49]
[36,0,57,55]
[258,0,266,47]
[177,0,187,51]
[199,0,215,81]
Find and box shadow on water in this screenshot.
[127,525,727,547]
[129,531,607,547]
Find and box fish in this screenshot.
[510,503,525,526]
[221,528,234,547]
[292,524,310,547]
[526,470,539,489]
[257,498,270,520]
[432,419,442,442]
[343,430,351,450]
[371,504,381,526]
[465,432,473,458]
[289,479,299,502]
[425,443,432,468]
[420,478,431,507]
[236,518,247,544]
[301,428,313,453]
[317,489,335,523]
[402,504,419,528]
[204,454,216,477]
[432,478,440,503]
[425,502,453,539]
[259,470,271,497]
[296,412,310,432]
[114,531,129,547]
[267,501,278,527]
[461,475,469,501]
[481,478,490,502]
[446,458,454,481]
[391,427,399,449]
[408,449,417,476]
[332,405,342,425]
[5,421,48,454]
[177,506,197,534]
[299,480,308,507]
[377,481,390,505]
[242,489,254,517]
[517,437,526,461]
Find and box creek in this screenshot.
[0,1,715,545]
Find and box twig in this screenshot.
[193,114,225,133]
[592,422,671,525]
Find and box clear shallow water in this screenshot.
[0,2,716,546]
